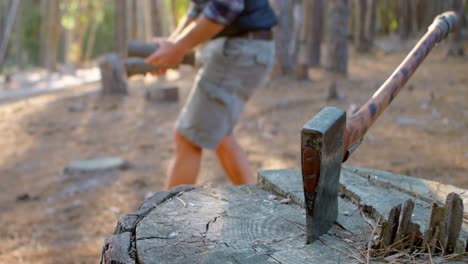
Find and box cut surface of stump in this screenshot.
[135,185,357,264]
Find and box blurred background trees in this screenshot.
[0,0,466,77]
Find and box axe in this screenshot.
[301,11,458,243]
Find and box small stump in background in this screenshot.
[145,86,179,103]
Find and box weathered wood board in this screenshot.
[258,167,468,243]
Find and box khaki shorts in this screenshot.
[176,37,275,149]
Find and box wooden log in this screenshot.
[443,192,464,254]
[127,40,196,65]
[124,58,159,77]
[124,57,195,77]
[422,203,445,253]
[398,200,414,240]
[407,222,422,251]
[99,53,128,94]
[396,199,424,250]
[380,204,401,248]
[145,86,179,102]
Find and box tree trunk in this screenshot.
[143,0,152,41]
[114,0,128,59]
[103,0,129,95]
[170,0,178,31]
[0,1,6,48]
[39,0,48,66]
[0,0,20,68]
[44,0,60,71]
[323,0,349,75]
[84,15,99,63]
[422,0,442,28]
[398,0,411,40]
[297,0,310,79]
[131,0,138,40]
[14,0,23,67]
[364,0,376,48]
[271,0,302,77]
[150,0,163,37]
[409,0,418,34]
[445,0,465,57]
[299,0,323,71]
[354,0,367,52]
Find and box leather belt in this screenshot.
[233,30,273,41]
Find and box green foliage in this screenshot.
[89,2,115,57]
[19,0,42,66]
[167,0,190,24]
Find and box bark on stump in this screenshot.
[99,53,128,95]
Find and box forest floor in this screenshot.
[0,38,467,263]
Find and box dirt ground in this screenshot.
[0,40,467,263]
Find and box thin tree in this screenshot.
[271,0,302,77]
[43,0,60,71]
[0,0,20,68]
[297,0,323,79]
[354,0,376,52]
[398,0,411,40]
[131,0,138,40]
[354,0,367,51]
[445,0,466,56]
[114,0,128,59]
[364,0,376,49]
[84,2,103,63]
[323,0,349,100]
[150,0,163,37]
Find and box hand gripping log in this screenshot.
[99,40,195,94]
[301,12,458,244]
[125,40,196,77]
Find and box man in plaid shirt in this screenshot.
[146,0,277,189]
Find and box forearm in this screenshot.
[169,15,196,41]
[173,15,225,54]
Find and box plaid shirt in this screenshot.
[188,0,245,25]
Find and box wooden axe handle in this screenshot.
[343,11,457,161]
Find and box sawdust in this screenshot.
[0,41,467,263]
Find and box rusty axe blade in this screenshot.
[301,11,458,244]
[301,107,346,244]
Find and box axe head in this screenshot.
[301,107,346,243]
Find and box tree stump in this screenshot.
[101,166,468,263]
[99,53,128,95]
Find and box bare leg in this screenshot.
[164,131,202,190]
[216,135,255,185]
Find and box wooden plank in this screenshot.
[342,166,468,210]
[135,185,361,264]
[380,204,401,248]
[258,169,431,230]
[398,200,414,240]
[444,192,464,254]
[258,169,371,237]
[422,203,445,253]
[342,166,468,244]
